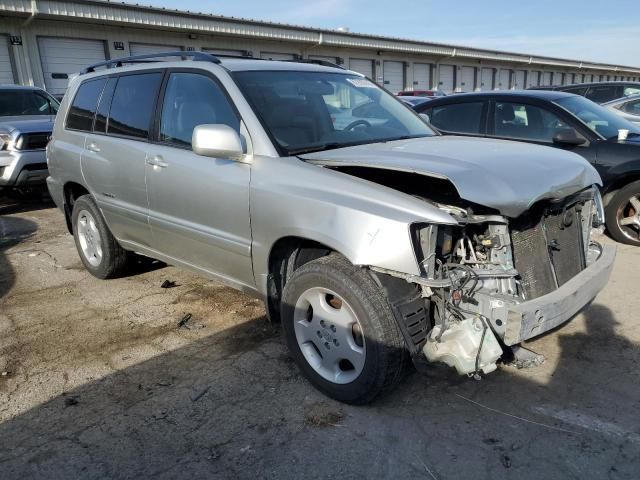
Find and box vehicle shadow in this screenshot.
[0,191,54,216]
[0,303,638,479]
[0,215,38,299]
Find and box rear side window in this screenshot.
[66,79,107,131]
[624,86,640,97]
[429,102,484,134]
[94,77,117,134]
[564,86,588,96]
[107,73,162,139]
[585,86,620,103]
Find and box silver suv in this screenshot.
[0,85,58,193]
[47,53,615,404]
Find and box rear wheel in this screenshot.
[281,254,407,404]
[71,195,131,278]
[605,181,640,246]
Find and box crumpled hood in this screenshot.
[0,115,55,134]
[300,135,601,218]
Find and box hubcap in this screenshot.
[618,195,640,242]
[293,287,366,384]
[76,210,103,267]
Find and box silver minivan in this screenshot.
[47,53,615,404]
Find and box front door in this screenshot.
[145,70,254,288]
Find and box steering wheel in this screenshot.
[344,119,372,131]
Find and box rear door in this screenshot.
[145,69,253,288]
[422,99,488,137]
[81,71,163,247]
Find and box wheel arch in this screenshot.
[62,181,90,234]
[602,171,640,206]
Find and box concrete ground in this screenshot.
[1,197,639,480]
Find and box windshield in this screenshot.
[0,90,59,117]
[554,95,640,140]
[233,70,435,155]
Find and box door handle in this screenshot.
[146,156,168,169]
[87,142,100,153]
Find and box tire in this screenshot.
[281,254,407,404]
[71,194,130,279]
[604,181,640,246]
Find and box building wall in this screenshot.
[0,16,636,95]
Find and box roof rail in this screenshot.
[286,58,346,70]
[81,51,220,74]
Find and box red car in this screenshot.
[397,89,446,97]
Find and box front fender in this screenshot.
[250,155,457,295]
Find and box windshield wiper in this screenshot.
[288,143,344,155]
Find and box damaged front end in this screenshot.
[373,186,615,376]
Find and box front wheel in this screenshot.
[281,254,407,404]
[605,181,640,246]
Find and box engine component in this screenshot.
[423,317,503,375]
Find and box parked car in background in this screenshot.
[48,53,613,404]
[603,94,640,125]
[0,85,59,194]
[397,95,433,108]
[397,89,446,97]
[414,91,640,245]
[528,81,640,104]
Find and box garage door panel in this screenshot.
[479,68,493,91]
[260,52,296,61]
[513,70,526,90]
[497,70,510,90]
[39,37,106,96]
[349,59,373,79]
[0,36,14,84]
[203,48,245,57]
[383,61,404,94]
[130,43,181,56]
[413,63,430,90]
[438,65,455,93]
[460,66,475,92]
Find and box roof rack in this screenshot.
[81,51,220,74]
[285,58,346,70]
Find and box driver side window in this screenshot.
[160,73,240,148]
[492,102,567,143]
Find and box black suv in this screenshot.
[528,81,640,104]
[414,91,640,246]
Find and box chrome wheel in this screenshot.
[617,194,640,242]
[76,209,103,267]
[293,287,366,384]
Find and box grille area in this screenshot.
[511,203,586,300]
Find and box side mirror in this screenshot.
[553,128,586,146]
[192,124,244,160]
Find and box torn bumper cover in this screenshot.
[504,244,616,346]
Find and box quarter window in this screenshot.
[429,102,484,134]
[160,73,240,147]
[624,86,640,97]
[493,102,569,142]
[66,79,107,131]
[107,73,162,139]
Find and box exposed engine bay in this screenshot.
[330,166,608,377]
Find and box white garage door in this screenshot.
[438,64,455,93]
[260,52,296,61]
[541,72,552,86]
[0,35,14,84]
[459,66,475,92]
[497,69,510,90]
[130,43,181,56]
[513,70,526,90]
[383,61,404,94]
[203,48,245,57]
[528,71,540,87]
[479,68,493,91]
[349,58,373,79]
[413,63,431,90]
[309,55,338,64]
[38,37,106,96]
